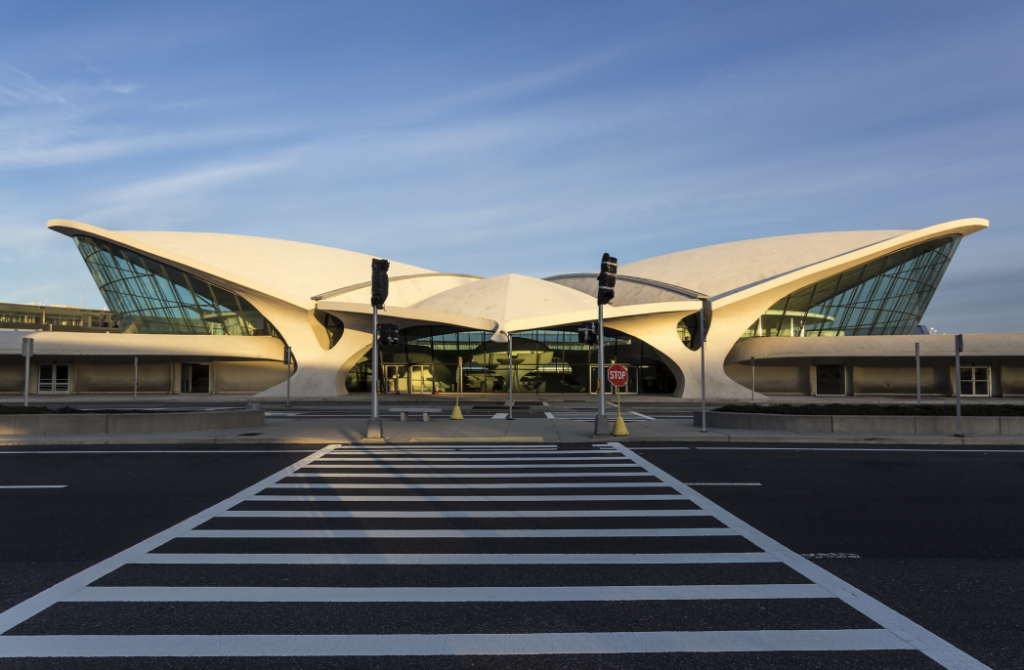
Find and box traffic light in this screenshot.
[577,321,598,345]
[597,253,617,306]
[371,258,390,309]
[378,323,400,346]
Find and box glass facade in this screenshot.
[741,236,961,339]
[73,235,279,337]
[345,325,677,394]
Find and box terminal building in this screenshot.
[1,217,1022,400]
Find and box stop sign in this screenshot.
[607,364,628,388]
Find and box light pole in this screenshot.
[22,337,33,407]
[367,259,389,439]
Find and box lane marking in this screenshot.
[69,583,829,603]
[682,483,761,487]
[0,445,338,636]
[0,450,318,455]
[491,413,508,419]
[696,447,1024,454]
[219,509,711,518]
[252,494,687,502]
[134,552,778,565]
[544,412,556,419]
[182,528,740,539]
[309,460,630,467]
[266,482,668,490]
[0,485,66,489]
[802,553,861,559]
[609,442,993,670]
[0,629,912,656]
[631,411,656,420]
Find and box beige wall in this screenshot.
[852,365,952,396]
[0,360,25,393]
[724,363,806,395]
[75,362,174,393]
[212,360,289,395]
[1001,367,1024,396]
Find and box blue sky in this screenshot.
[1,0,1022,332]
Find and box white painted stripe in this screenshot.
[134,552,778,565]
[609,442,994,670]
[317,455,622,461]
[182,528,739,539]
[492,413,508,419]
[0,485,66,489]
[307,462,630,468]
[544,412,556,419]
[696,446,1024,453]
[0,450,317,455]
[70,583,829,603]
[682,483,762,487]
[219,509,710,518]
[292,471,648,478]
[0,629,912,657]
[252,494,687,502]
[267,482,667,490]
[320,450,594,456]
[631,411,656,420]
[0,446,337,636]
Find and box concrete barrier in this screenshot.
[699,411,1024,436]
[0,409,263,436]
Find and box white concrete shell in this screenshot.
[47,217,987,400]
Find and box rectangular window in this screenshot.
[960,366,990,397]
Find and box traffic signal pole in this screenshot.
[369,304,380,435]
[594,302,608,435]
[366,258,389,439]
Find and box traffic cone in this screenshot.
[450,403,464,420]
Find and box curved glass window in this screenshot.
[73,236,279,337]
[345,325,677,394]
[742,236,961,339]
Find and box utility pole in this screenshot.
[22,338,33,407]
[367,259,390,438]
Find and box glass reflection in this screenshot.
[740,236,961,339]
[73,235,279,337]
[345,326,677,394]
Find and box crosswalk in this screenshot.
[0,443,989,668]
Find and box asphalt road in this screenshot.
[0,442,1018,669]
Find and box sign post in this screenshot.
[750,356,755,401]
[608,363,629,437]
[954,334,963,437]
[134,356,139,400]
[915,342,922,406]
[22,338,33,407]
[451,356,464,420]
[284,346,292,408]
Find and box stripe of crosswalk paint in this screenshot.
[218,512,712,522]
[0,485,66,489]
[299,465,630,469]
[319,450,594,456]
[133,552,778,565]
[315,457,628,462]
[0,629,912,657]
[68,583,830,603]
[266,482,668,490]
[182,528,741,538]
[291,472,647,478]
[251,494,687,502]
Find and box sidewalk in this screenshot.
[2,414,1024,447]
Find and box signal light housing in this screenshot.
[371,258,390,309]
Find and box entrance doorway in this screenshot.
[409,365,435,394]
[181,364,210,394]
[383,365,406,394]
[589,364,638,394]
[38,364,70,394]
[816,365,846,396]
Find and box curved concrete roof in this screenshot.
[413,274,596,331]
[621,230,907,299]
[48,220,430,307]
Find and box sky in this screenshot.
[1,0,1022,333]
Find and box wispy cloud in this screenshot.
[0,63,66,105]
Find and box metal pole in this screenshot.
[700,308,707,433]
[22,338,33,407]
[371,306,379,421]
[134,356,138,400]
[750,356,755,401]
[915,342,921,405]
[285,350,291,408]
[954,334,963,437]
[507,333,514,420]
[594,304,608,434]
